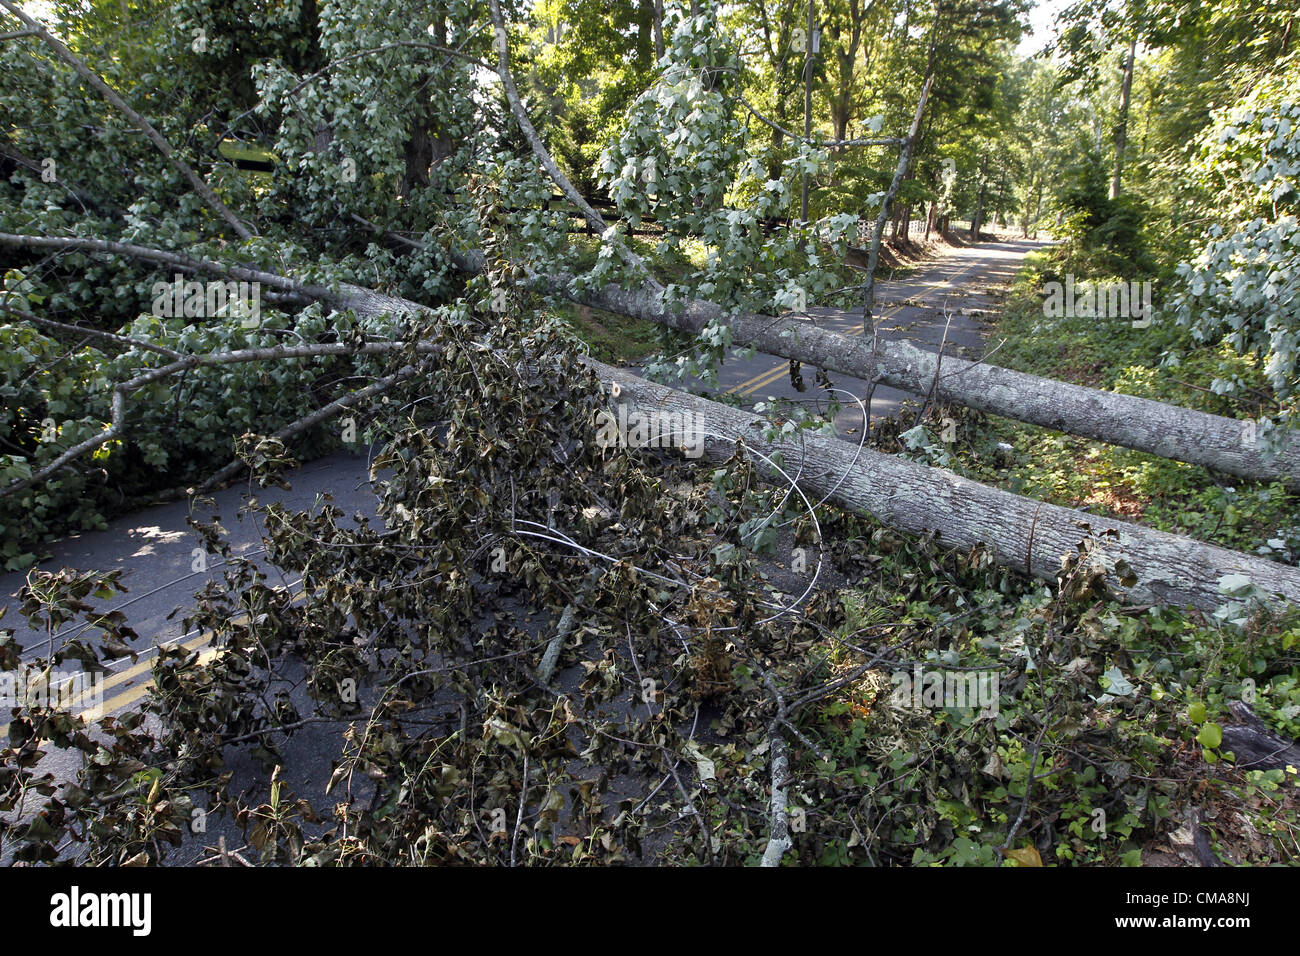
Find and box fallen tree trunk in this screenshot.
[6,232,1299,613]
[313,273,1300,614]
[12,230,1293,490]
[588,361,1300,613]
[442,241,1299,489]
[1222,702,1300,771]
[557,276,1300,490]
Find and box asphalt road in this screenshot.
[709,236,1039,433]
[3,451,381,709]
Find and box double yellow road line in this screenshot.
[11,589,298,727]
[82,630,224,720]
[727,259,979,398]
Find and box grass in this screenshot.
[930,248,1299,558]
[555,301,661,366]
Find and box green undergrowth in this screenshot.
[822,247,1300,864]
[891,248,1299,562]
[729,511,1300,866]
[645,500,1300,866]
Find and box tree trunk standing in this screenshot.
[889,96,935,245]
[925,199,937,239]
[1021,169,1040,237]
[895,189,913,243]
[1021,170,1033,236]
[757,12,798,181]
[862,75,933,332]
[653,0,665,60]
[401,14,447,199]
[970,177,985,240]
[1110,35,1137,199]
[637,0,653,65]
[826,4,868,180]
[769,99,788,180]
[799,0,815,224]
[1031,178,1043,238]
[401,103,435,197]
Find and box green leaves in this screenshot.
[1186,698,1225,762]
[1196,722,1223,749]
[1167,59,1300,442]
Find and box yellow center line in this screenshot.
[728,259,979,398]
[3,586,303,731]
[84,647,223,721]
[55,626,235,716]
[87,592,304,719]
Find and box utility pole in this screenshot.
[799,0,817,225]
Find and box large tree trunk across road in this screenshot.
[332,267,1300,614]
[548,272,1300,490]
[592,361,1300,614]
[5,232,1298,613]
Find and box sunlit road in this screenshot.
[704,236,1040,434]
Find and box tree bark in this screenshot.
[971,178,985,240]
[653,0,665,60]
[799,0,815,224]
[590,363,1300,614]
[862,75,932,330]
[553,274,1300,489]
[1221,702,1300,771]
[1110,35,1137,200]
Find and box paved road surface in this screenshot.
[708,237,1037,433]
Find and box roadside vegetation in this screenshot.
[1,0,1298,867]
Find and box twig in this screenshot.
[0,0,254,239]
[759,673,793,867]
[510,751,528,867]
[199,364,418,491]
